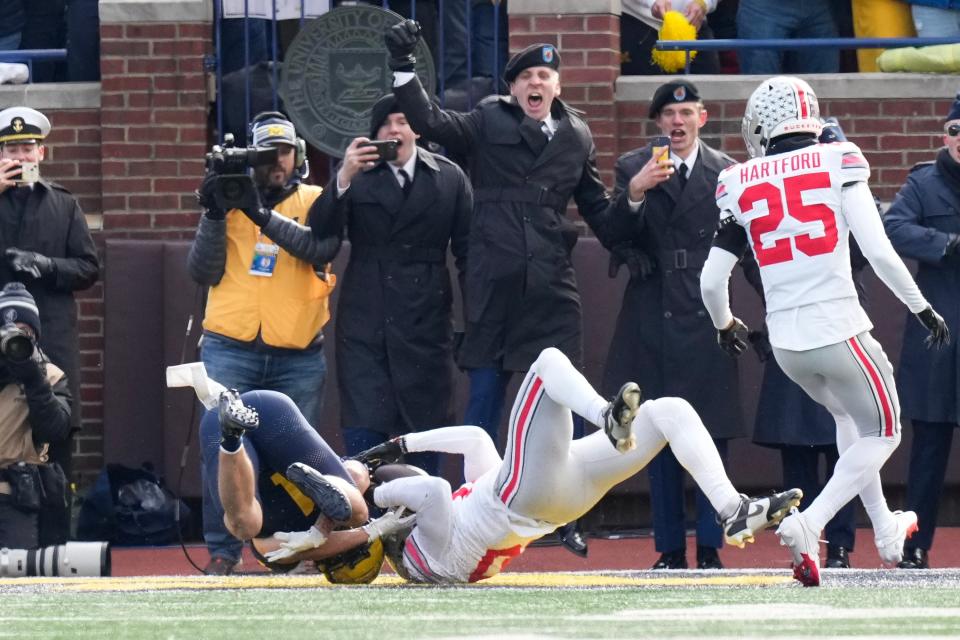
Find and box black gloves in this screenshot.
[917,306,950,349]
[385,19,420,72]
[5,248,55,280]
[946,234,960,256]
[197,173,225,220]
[350,437,407,473]
[240,185,272,226]
[717,317,749,357]
[608,243,655,280]
[747,328,773,363]
[5,354,45,388]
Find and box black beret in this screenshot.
[648,80,702,119]
[503,43,560,83]
[369,93,404,139]
[946,91,960,122]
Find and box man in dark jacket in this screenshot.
[597,81,744,570]
[310,94,472,476]
[0,106,99,545]
[384,22,611,447]
[882,92,960,570]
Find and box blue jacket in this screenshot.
[907,1,960,10]
[883,160,960,423]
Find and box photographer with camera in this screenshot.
[0,282,72,550]
[188,111,341,575]
[0,107,100,547]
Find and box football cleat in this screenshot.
[875,510,919,567]
[602,382,642,453]
[722,488,803,548]
[286,462,353,523]
[218,389,259,441]
[776,508,822,587]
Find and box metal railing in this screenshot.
[654,37,960,74]
[0,49,68,83]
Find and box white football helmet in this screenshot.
[741,76,822,158]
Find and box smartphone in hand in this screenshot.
[367,139,400,162]
[15,161,39,184]
[650,136,670,165]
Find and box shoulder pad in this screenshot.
[482,94,508,107]
[619,147,647,162]
[909,160,935,174]
[557,98,586,117]
[432,153,460,169]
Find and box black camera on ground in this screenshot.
[204,133,279,211]
[0,324,34,362]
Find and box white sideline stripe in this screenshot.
[583,604,960,621]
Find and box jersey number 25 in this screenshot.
[740,171,838,267]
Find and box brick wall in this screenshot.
[13,1,957,489]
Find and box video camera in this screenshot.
[204,133,279,211]
[0,324,34,363]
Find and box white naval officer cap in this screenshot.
[0,106,51,145]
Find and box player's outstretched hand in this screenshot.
[362,507,416,543]
[717,317,749,357]
[917,306,950,349]
[265,525,328,562]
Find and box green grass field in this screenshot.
[2,570,960,639]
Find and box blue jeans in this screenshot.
[200,333,327,560]
[471,1,509,83]
[649,439,729,552]
[736,0,839,74]
[200,390,352,563]
[0,32,21,51]
[911,4,960,38]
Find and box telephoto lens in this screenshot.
[0,324,34,362]
[0,542,111,577]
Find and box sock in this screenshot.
[220,435,243,454]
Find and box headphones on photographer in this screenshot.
[250,111,307,170]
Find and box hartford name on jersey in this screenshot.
[716,140,871,348]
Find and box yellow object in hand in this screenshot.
[652,11,698,73]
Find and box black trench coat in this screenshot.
[312,149,472,435]
[597,142,745,440]
[393,78,610,371]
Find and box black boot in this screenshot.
[557,520,588,558]
[696,545,723,569]
[897,547,929,569]
[825,544,851,568]
[652,549,687,569]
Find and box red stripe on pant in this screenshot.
[848,336,894,437]
[499,376,543,505]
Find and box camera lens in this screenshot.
[1,332,34,362]
[220,177,245,201]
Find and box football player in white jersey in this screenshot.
[700,76,950,587]
[265,347,802,584]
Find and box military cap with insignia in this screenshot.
[503,43,561,83]
[945,91,960,123]
[648,80,702,119]
[0,107,51,145]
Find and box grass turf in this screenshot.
[2,570,960,638]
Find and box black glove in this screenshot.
[607,244,655,280]
[350,437,407,474]
[241,187,272,227]
[946,233,960,256]
[917,306,950,349]
[384,19,420,72]
[5,248,55,280]
[197,173,225,220]
[717,317,749,357]
[5,354,45,388]
[747,328,773,363]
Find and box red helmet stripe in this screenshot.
[794,82,809,119]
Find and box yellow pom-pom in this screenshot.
[651,11,698,73]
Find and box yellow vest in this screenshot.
[0,363,65,469]
[202,184,336,349]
